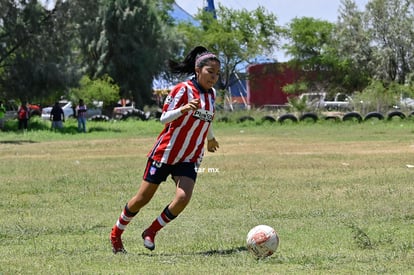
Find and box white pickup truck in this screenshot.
[300,92,353,112]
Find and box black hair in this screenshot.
[168,46,220,76]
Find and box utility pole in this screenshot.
[204,0,217,19]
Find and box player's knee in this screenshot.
[175,192,192,206]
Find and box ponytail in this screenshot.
[168,46,219,76]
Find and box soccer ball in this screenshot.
[246,225,279,258]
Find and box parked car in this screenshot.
[41,100,105,120]
[3,100,41,120]
[399,97,414,110]
[299,92,353,112]
[112,103,150,120]
[41,100,74,120]
[4,100,18,120]
[28,103,42,117]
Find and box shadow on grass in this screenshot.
[46,126,123,134]
[89,126,123,133]
[1,119,123,134]
[125,246,248,257]
[0,140,38,144]
[196,246,247,256]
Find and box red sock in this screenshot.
[112,204,138,236]
[148,205,177,233]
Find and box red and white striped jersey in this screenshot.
[148,79,216,164]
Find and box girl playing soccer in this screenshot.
[110,46,220,253]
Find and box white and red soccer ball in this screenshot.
[246,225,279,258]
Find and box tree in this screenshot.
[336,0,414,85]
[0,0,79,101]
[365,0,414,83]
[89,0,180,107]
[69,75,120,113]
[283,17,347,95]
[284,17,335,67]
[177,4,283,90]
[334,0,372,91]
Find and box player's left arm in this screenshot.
[207,125,219,152]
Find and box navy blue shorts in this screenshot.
[143,158,198,184]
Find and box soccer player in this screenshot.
[110,46,220,253]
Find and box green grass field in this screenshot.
[0,118,413,274]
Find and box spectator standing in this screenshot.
[17,101,29,130]
[76,99,87,133]
[50,101,65,130]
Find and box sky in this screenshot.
[175,0,370,61]
[175,0,370,25]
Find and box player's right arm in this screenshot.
[159,83,199,124]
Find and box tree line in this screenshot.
[1,0,414,109]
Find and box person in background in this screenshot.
[110,46,220,254]
[17,101,29,130]
[76,99,87,133]
[50,101,65,130]
[0,100,6,130]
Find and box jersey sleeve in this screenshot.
[159,108,182,124]
[159,83,188,124]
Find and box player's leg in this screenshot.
[169,175,195,214]
[110,159,168,254]
[142,176,195,250]
[110,180,159,253]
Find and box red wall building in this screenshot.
[247,63,303,108]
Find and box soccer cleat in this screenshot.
[110,227,127,254]
[142,229,156,251]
